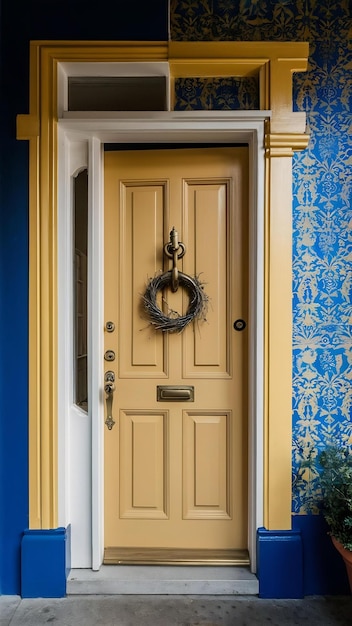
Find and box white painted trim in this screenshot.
[58,111,267,573]
[57,128,71,528]
[57,63,68,122]
[62,110,270,120]
[89,137,105,570]
[59,110,271,144]
[58,138,92,567]
[247,124,265,573]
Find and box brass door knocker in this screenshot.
[163,227,186,292]
[142,227,209,333]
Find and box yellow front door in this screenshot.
[104,147,248,564]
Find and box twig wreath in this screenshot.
[143,270,208,333]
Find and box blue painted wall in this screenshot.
[0,21,29,596]
[0,0,168,596]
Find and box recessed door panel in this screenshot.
[183,411,231,520]
[183,181,229,375]
[119,411,168,519]
[119,182,167,377]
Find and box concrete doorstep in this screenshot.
[67,565,259,595]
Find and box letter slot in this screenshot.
[157,385,194,402]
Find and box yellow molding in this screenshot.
[259,64,270,110]
[263,154,294,530]
[265,133,310,157]
[169,59,266,77]
[38,47,58,529]
[26,44,42,528]
[22,40,308,533]
[16,114,39,140]
[32,40,169,62]
[168,41,309,59]
[169,41,309,137]
[25,43,59,529]
[28,136,40,528]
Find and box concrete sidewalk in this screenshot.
[1,595,351,626]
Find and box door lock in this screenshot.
[104,350,116,361]
[105,370,115,383]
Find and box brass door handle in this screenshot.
[104,381,116,430]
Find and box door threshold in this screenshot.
[104,547,249,566]
[67,565,259,595]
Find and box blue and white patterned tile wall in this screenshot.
[171,0,352,514]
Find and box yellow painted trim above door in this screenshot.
[17,40,308,532]
[168,41,309,135]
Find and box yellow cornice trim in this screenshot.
[33,40,169,62]
[265,133,310,156]
[168,41,309,59]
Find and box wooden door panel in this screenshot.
[119,411,168,520]
[183,411,231,520]
[183,181,229,376]
[119,182,167,377]
[104,148,248,560]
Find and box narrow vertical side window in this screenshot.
[74,169,88,411]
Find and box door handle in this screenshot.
[104,380,116,430]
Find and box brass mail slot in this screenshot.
[157,385,194,402]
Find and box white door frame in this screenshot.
[57,111,268,572]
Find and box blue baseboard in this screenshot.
[257,527,303,598]
[18,518,349,598]
[21,526,71,598]
[292,514,350,595]
[257,517,350,598]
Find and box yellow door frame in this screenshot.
[17,40,309,532]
